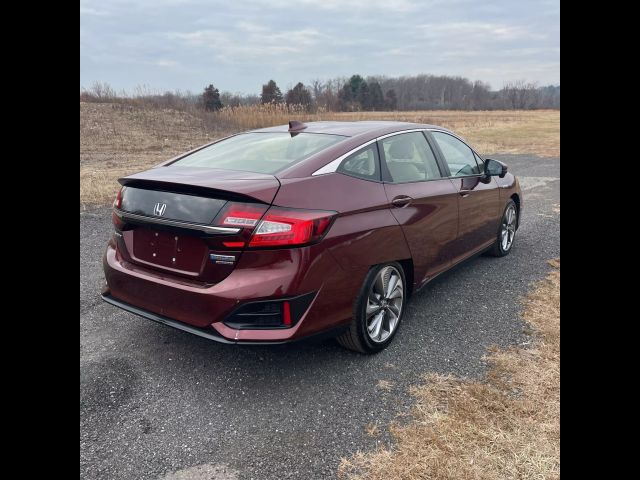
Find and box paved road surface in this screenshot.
[80,154,560,480]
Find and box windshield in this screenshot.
[171,132,346,174]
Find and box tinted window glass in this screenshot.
[432,131,482,176]
[474,152,485,173]
[337,144,380,181]
[173,133,346,174]
[381,132,442,183]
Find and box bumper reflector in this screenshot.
[223,292,316,330]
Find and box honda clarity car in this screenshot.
[102,121,522,353]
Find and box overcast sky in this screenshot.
[80,0,559,95]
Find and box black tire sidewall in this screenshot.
[355,262,407,352]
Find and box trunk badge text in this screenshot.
[153,203,167,216]
[210,254,236,265]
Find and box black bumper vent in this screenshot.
[223,292,317,330]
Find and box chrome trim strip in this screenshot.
[312,128,463,176]
[375,128,432,140]
[114,209,241,234]
[425,128,472,147]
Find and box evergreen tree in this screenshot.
[338,84,353,110]
[202,84,223,111]
[285,82,313,110]
[261,80,283,104]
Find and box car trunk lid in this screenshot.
[115,166,280,284]
[120,166,281,204]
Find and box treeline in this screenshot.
[80,74,559,111]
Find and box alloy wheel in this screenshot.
[365,266,404,343]
[501,204,517,252]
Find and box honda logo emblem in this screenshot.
[153,202,167,216]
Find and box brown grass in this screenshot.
[338,259,560,480]
[80,102,559,207]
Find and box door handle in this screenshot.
[391,195,412,207]
[459,189,472,197]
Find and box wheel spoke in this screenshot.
[374,267,387,296]
[368,311,384,339]
[387,308,398,327]
[385,274,399,298]
[388,284,403,300]
[366,301,381,318]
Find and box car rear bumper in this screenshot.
[102,239,362,343]
[101,293,289,344]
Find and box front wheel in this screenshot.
[488,200,518,257]
[336,263,406,354]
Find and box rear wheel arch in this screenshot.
[397,258,414,298]
[510,193,521,228]
[336,261,408,353]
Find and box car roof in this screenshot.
[250,121,463,179]
[250,120,452,138]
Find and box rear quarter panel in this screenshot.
[267,173,413,336]
[274,173,412,270]
[495,173,523,223]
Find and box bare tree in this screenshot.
[501,80,539,109]
[310,79,324,101]
[82,81,116,102]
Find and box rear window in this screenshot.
[172,132,346,174]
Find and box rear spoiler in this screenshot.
[118,178,272,204]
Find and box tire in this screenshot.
[336,262,406,354]
[487,200,518,257]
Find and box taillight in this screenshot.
[113,187,124,209]
[248,207,336,248]
[112,211,124,230]
[214,202,269,228]
[112,187,125,230]
[213,202,336,249]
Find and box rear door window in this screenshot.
[380,132,442,183]
[337,144,380,181]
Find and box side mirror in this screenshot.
[484,158,508,178]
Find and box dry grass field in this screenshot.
[80,102,559,207]
[339,259,560,480]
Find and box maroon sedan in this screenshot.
[102,121,522,353]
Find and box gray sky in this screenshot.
[80,0,559,95]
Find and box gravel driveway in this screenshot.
[80,154,560,480]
